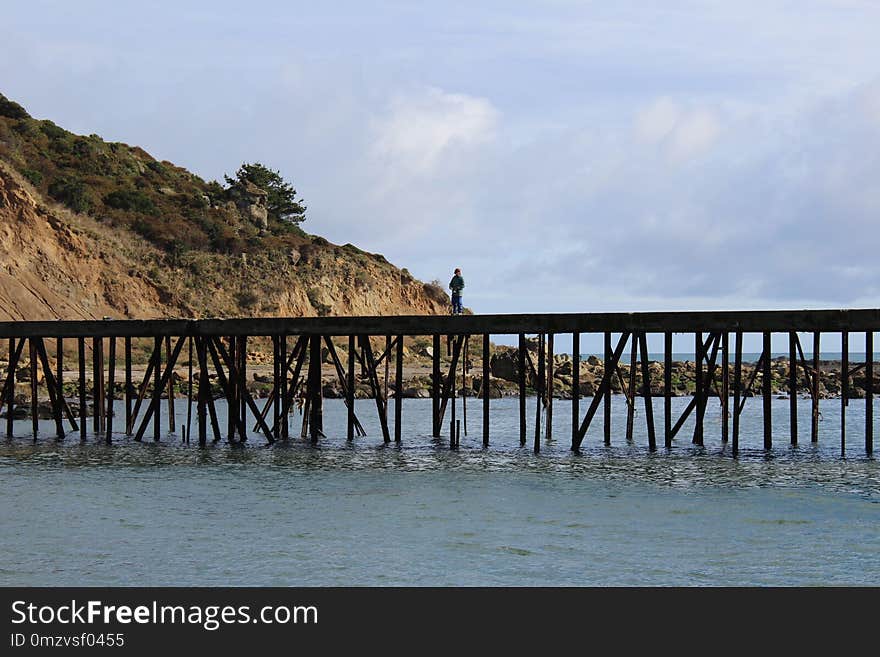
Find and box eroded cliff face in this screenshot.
[0,165,449,320]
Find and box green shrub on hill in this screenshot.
[48,177,93,213]
[0,93,312,258]
[103,188,157,214]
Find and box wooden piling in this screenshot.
[763,331,772,449]
[483,333,490,448]
[29,338,38,438]
[153,336,162,442]
[124,337,132,435]
[35,339,64,440]
[721,332,729,442]
[56,338,64,435]
[384,335,391,414]
[272,336,280,440]
[347,335,355,441]
[166,336,175,434]
[450,366,457,449]
[197,336,208,446]
[308,335,322,443]
[535,333,544,454]
[226,336,236,442]
[664,331,672,448]
[546,333,554,443]
[129,346,158,438]
[238,335,248,442]
[519,333,526,446]
[92,337,102,434]
[281,335,289,441]
[361,335,390,443]
[626,334,636,442]
[395,335,403,443]
[432,334,441,438]
[841,331,848,453]
[789,332,797,445]
[4,339,11,438]
[604,332,612,446]
[572,332,580,446]
[106,337,115,442]
[639,332,656,450]
[185,336,193,444]
[866,331,873,455]
[462,335,468,437]
[812,332,820,443]
[733,331,742,455]
[694,332,703,446]
[78,337,86,440]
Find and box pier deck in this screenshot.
[0,309,876,456]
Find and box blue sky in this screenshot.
[3,1,880,350]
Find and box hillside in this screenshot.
[0,93,449,320]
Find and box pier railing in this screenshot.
[0,309,876,455]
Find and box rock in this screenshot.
[578,380,597,396]
[322,383,342,398]
[489,350,519,382]
[418,346,434,358]
[555,360,573,376]
[402,387,429,398]
[587,355,601,366]
[16,366,44,384]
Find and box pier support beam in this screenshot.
[664,332,672,448]
[573,331,631,451]
[106,337,115,442]
[432,334,441,438]
[694,331,703,446]
[572,332,579,447]
[638,332,656,450]
[812,332,820,443]
[482,333,490,448]
[78,337,86,440]
[721,332,729,442]
[395,335,403,443]
[763,331,772,449]
[519,333,526,446]
[604,332,612,446]
[308,335,323,443]
[535,333,544,454]
[789,332,797,445]
[733,331,743,456]
[867,331,873,455]
[841,331,848,454]
[348,335,356,441]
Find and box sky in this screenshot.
[3,1,880,351]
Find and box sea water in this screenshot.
[0,395,878,586]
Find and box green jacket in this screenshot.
[449,275,465,296]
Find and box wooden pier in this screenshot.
[0,309,877,456]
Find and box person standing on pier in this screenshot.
[449,268,465,315]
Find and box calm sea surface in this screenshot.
[1,395,878,586]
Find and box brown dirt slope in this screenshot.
[0,163,449,320]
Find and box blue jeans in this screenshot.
[452,295,463,314]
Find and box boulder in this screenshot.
[401,387,430,398]
[489,350,519,382]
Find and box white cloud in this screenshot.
[370,88,499,177]
[635,98,722,162]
